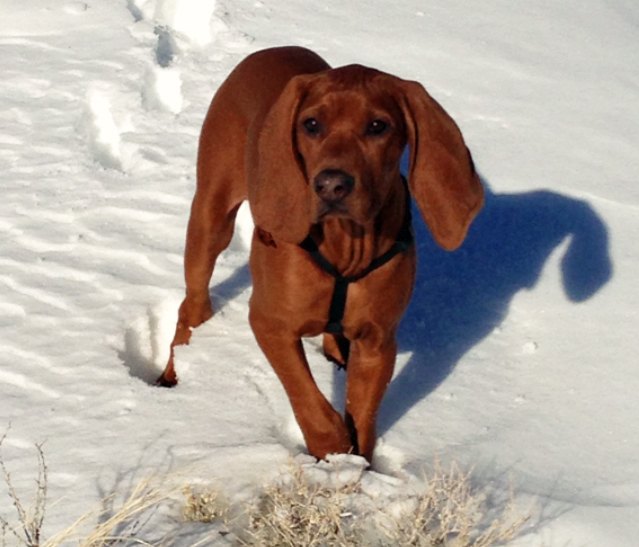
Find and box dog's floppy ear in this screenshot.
[397,80,483,251]
[248,74,313,244]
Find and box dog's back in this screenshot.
[197,47,330,198]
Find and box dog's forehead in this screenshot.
[301,65,399,116]
[325,64,386,85]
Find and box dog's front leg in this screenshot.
[250,310,352,460]
[157,194,242,386]
[345,332,397,462]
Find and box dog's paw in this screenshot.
[155,371,178,388]
[120,296,180,384]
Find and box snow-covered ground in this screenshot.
[1,0,638,544]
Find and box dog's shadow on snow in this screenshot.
[377,178,612,434]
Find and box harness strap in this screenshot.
[299,181,413,367]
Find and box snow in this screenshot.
[1,0,638,544]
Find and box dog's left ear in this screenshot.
[397,79,483,250]
[248,74,314,244]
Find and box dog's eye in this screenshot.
[366,119,389,136]
[302,117,321,136]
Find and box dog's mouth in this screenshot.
[314,195,382,226]
[315,201,352,222]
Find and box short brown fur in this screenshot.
[158,47,483,462]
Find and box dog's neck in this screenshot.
[312,180,409,278]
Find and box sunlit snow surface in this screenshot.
[1,0,638,544]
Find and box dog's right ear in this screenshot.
[248,74,314,244]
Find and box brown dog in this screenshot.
[158,46,483,462]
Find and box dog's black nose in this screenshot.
[313,169,354,203]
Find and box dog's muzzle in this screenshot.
[313,169,354,204]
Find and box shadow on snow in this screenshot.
[136,173,612,434]
[378,177,612,434]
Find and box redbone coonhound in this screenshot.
[158,46,483,462]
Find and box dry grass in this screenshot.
[45,477,175,547]
[0,431,47,547]
[378,461,529,546]
[182,485,227,524]
[1,428,179,547]
[2,432,529,547]
[235,459,528,547]
[241,463,361,546]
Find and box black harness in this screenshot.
[298,181,414,367]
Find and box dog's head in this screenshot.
[250,64,484,250]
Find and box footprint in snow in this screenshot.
[128,1,233,115]
[132,23,183,114]
[142,62,183,114]
[154,25,178,68]
[83,88,123,170]
[82,86,138,171]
